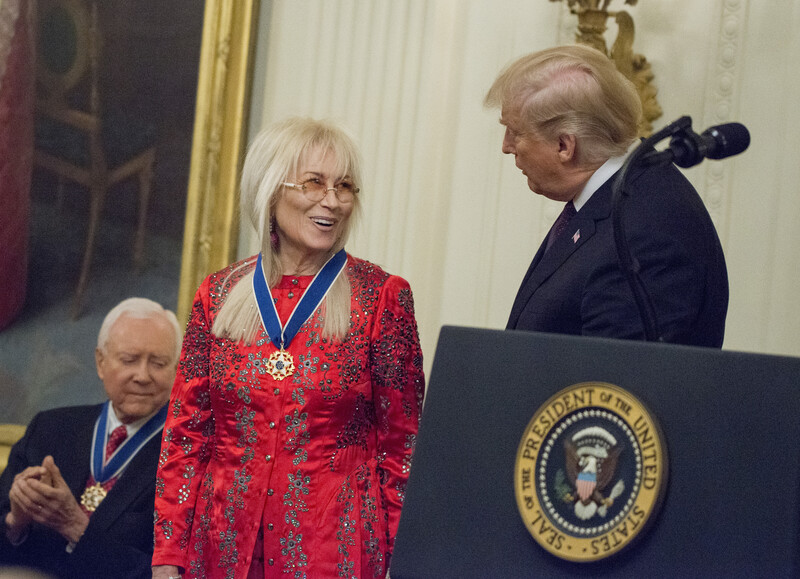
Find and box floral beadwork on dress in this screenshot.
[152,255,424,578]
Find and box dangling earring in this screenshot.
[270,216,279,249]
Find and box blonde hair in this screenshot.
[485,44,642,166]
[212,117,363,344]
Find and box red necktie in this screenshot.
[545,201,577,253]
[105,425,128,462]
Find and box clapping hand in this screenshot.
[5,455,89,545]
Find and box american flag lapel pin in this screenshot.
[572,229,581,243]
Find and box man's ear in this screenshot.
[557,133,577,162]
[95,348,105,381]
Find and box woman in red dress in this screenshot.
[152,117,425,579]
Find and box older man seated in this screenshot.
[0,298,181,578]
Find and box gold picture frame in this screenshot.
[177,0,259,323]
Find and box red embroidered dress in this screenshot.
[153,255,425,578]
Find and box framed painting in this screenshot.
[0,0,258,422]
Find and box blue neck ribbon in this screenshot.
[91,401,167,483]
[252,249,347,349]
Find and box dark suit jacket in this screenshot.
[507,160,728,347]
[0,404,161,578]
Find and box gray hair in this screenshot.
[97,298,182,362]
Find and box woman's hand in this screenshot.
[152,565,182,579]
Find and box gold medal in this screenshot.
[266,349,295,380]
[80,482,107,512]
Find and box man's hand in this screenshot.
[7,456,89,544]
[5,461,51,542]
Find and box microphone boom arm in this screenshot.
[610,116,695,342]
[611,115,748,342]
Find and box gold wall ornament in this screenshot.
[551,0,662,136]
[177,0,259,325]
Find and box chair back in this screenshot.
[36,0,95,107]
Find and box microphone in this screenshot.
[642,121,751,168]
[700,123,751,160]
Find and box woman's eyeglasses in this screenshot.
[283,179,359,204]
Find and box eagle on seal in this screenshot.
[564,426,623,520]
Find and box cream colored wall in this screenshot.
[241,0,800,372]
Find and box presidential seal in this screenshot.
[514,382,667,562]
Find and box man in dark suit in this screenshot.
[484,44,728,347]
[0,298,181,578]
